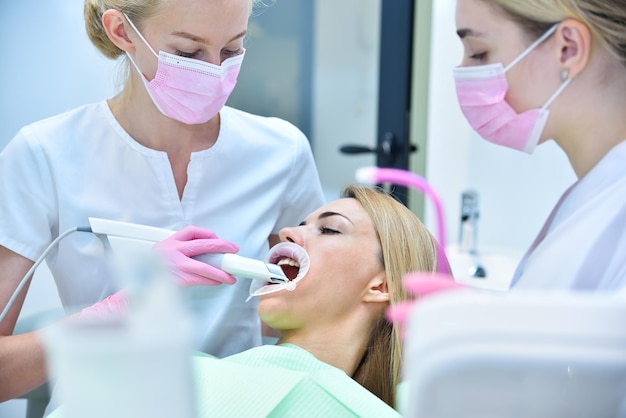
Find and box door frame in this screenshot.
[376,0,415,205]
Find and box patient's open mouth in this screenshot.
[247,242,310,300]
[277,257,300,281]
[267,242,309,283]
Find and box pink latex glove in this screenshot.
[79,290,128,322]
[386,272,467,339]
[153,225,240,287]
[79,226,239,322]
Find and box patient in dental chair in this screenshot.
[47,185,444,416]
[190,185,442,416]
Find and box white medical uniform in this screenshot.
[511,140,626,291]
[0,101,325,357]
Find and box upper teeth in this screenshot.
[278,258,300,267]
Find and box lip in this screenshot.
[267,242,308,267]
[247,242,310,300]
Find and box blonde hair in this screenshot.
[83,0,165,59]
[341,185,438,408]
[486,0,626,67]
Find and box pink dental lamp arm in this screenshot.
[356,166,449,274]
[356,167,468,336]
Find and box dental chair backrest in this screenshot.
[403,289,626,418]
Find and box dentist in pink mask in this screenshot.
[0,0,324,405]
[452,0,626,292]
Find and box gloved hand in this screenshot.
[153,225,240,287]
[78,290,128,322]
[79,226,239,322]
[386,272,467,339]
[402,272,466,297]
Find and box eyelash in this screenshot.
[470,52,486,61]
[175,49,200,59]
[223,48,242,58]
[320,226,340,235]
[174,48,242,61]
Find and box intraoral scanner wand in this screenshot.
[88,218,289,284]
[193,253,289,284]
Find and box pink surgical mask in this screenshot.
[124,14,244,125]
[453,25,570,154]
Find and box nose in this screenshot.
[278,225,303,245]
[205,51,222,66]
[458,57,473,68]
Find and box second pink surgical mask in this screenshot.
[124,14,244,125]
[453,24,570,154]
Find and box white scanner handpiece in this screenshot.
[194,253,288,284]
[88,217,288,283]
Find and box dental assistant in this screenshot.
[454,0,626,291]
[0,0,324,403]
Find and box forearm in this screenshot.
[0,331,48,402]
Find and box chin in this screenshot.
[257,297,294,329]
[257,295,281,317]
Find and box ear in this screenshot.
[554,18,591,79]
[102,9,134,53]
[363,273,390,303]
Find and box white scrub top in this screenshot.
[512,140,626,292]
[0,101,325,357]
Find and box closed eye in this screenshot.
[320,227,340,235]
[222,48,243,59]
[469,52,487,61]
[175,49,200,59]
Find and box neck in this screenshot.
[277,315,374,376]
[108,80,220,153]
[555,103,626,179]
[552,56,626,179]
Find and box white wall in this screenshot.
[0,1,118,151]
[423,0,576,255]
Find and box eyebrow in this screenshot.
[456,28,484,39]
[318,211,353,224]
[172,30,247,45]
[300,211,353,226]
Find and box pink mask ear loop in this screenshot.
[504,24,558,73]
[541,77,571,111]
[123,13,159,58]
[502,23,570,113]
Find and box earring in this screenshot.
[560,69,569,82]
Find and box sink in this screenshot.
[445,245,522,292]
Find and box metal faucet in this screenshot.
[459,190,479,253]
[459,190,486,277]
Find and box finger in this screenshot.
[177,271,224,287]
[179,239,239,258]
[170,225,219,241]
[402,272,465,296]
[179,258,238,285]
[386,301,414,324]
[386,301,414,341]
